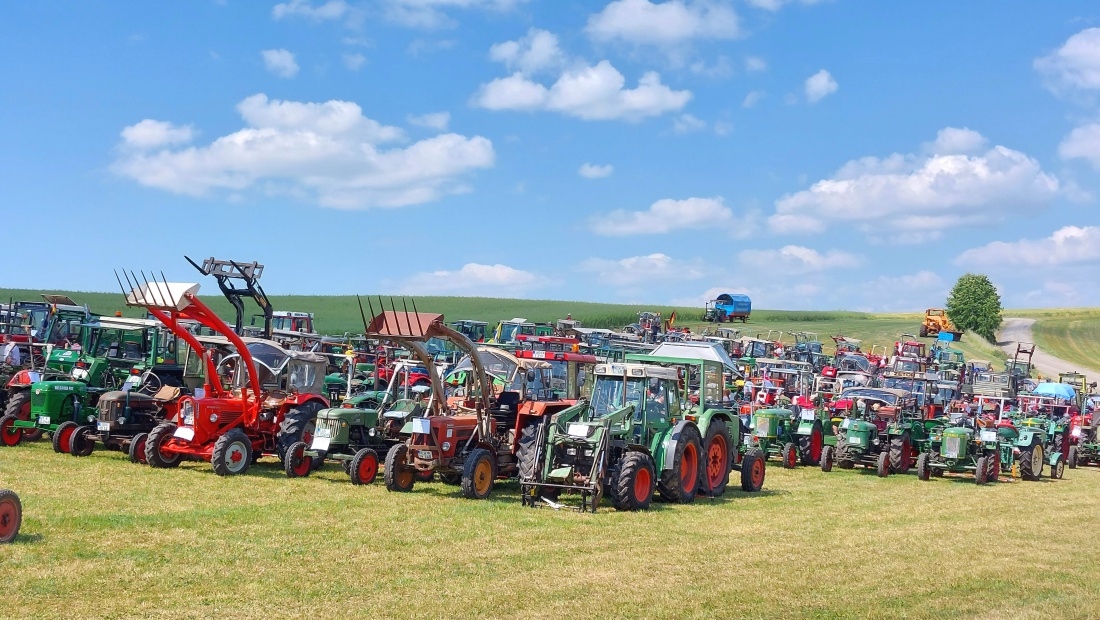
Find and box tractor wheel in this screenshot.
[516,421,541,482]
[889,432,912,474]
[799,421,824,466]
[919,325,928,338]
[820,445,835,472]
[702,419,732,496]
[975,456,988,485]
[53,421,78,454]
[1051,454,1065,480]
[0,489,20,544]
[461,448,496,500]
[211,429,253,477]
[1019,441,1044,481]
[283,441,312,478]
[438,472,461,485]
[987,450,1001,482]
[916,452,930,481]
[350,448,379,485]
[612,451,655,511]
[128,433,148,464]
[3,391,39,441]
[383,444,415,493]
[68,426,95,457]
[780,442,798,469]
[145,423,181,468]
[876,451,890,477]
[276,402,320,463]
[658,424,702,503]
[740,448,766,492]
[0,414,22,447]
[835,430,852,467]
[1068,445,1078,469]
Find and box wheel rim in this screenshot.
[58,426,75,453]
[135,437,148,463]
[0,418,20,446]
[291,446,311,476]
[0,497,17,540]
[157,434,174,462]
[634,465,651,502]
[810,429,823,461]
[358,454,378,483]
[706,435,728,488]
[751,458,764,487]
[786,447,796,468]
[225,441,248,473]
[474,458,493,496]
[396,468,414,488]
[1033,445,1043,472]
[302,419,315,446]
[681,442,698,493]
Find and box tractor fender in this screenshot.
[693,409,732,437]
[659,420,700,472]
[286,394,330,410]
[1048,451,1063,467]
[6,370,40,389]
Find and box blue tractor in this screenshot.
[704,293,751,323]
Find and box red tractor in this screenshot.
[120,275,328,476]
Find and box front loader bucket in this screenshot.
[521,425,609,513]
[937,331,963,343]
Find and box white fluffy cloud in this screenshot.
[745,0,823,11]
[489,28,565,74]
[585,0,740,46]
[579,253,704,287]
[957,226,1100,268]
[579,163,614,179]
[1059,122,1100,168]
[382,0,527,29]
[120,120,194,149]
[804,69,837,103]
[769,129,1060,242]
[397,263,543,296]
[1035,27,1100,94]
[923,127,988,155]
[472,60,691,121]
[590,196,730,235]
[272,0,349,20]
[262,49,299,78]
[407,111,451,130]
[112,93,494,209]
[738,245,861,273]
[672,113,707,133]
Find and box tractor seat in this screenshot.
[264,390,288,409]
[152,385,181,402]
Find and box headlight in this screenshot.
[180,398,195,425]
[72,368,88,381]
[442,442,451,451]
[368,428,376,437]
[87,415,95,423]
[1072,428,1082,437]
[209,413,218,423]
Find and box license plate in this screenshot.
[97,422,111,431]
[173,427,195,441]
[801,410,815,421]
[848,436,861,444]
[315,428,331,438]
[417,450,433,459]
[311,437,331,451]
[125,375,141,385]
[39,416,50,426]
[980,430,997,443]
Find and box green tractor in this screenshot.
[819,388,918,477]
[520,356,763,512]
[916,416,1002,483]
[283,355,432,484]
[744,401,825,469]
[0,317,183,454]
[1001,405,1066,481]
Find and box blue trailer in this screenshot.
[704,293,751,323]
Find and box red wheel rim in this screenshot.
[135,437,148,463]
[706,435,728,488]
[810,429,823,462]
[751,458,764,488]
[58,426,75,454]
[0,497,17,540]
[0,418,20,446]
[634,465,651,502]
[358,454,378,483]
[157,436,173,461]
[291,446,311,476]
[786,447,796,468]
[680,442,698,493]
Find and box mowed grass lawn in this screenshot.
[3,441,1099,620]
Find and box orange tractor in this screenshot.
[920,309,961,340]
[119,272,328,476]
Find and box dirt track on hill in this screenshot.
[997,317,1084,378]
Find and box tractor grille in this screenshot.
[97,400,117,423]
[315,418,342,440]
[31,390,46,410]
[943,436,962,459]
[755,417,772,437]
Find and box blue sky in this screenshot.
[4,1,1100,310]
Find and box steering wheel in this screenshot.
[139,370,163,395]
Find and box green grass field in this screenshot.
[2,440,1099,619]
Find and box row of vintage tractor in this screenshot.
[2,262,1097,515]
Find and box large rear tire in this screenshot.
[3,391,39,441]
[612,451,655,511]
[211,429,253,476]
[740,447,766,492]
[702,419,732,496]
[0,489,20,544]
[658,425,702,503]
[145,423,181,468]
[383,444,415,492]
[461,448,496,500]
